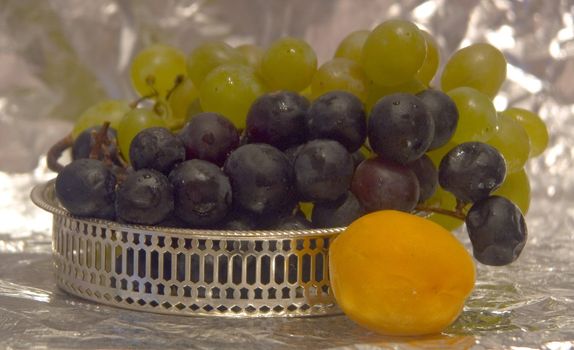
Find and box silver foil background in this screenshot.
[1,0,573,348]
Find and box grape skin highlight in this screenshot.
[416,31,440,85]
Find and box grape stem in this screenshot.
[456,198,468,212]
[165,74,185,102]
[414,204,467,221]
[87,122,129,177]
[130,92,158,109]
[47,133,73,173]
[47,122,128,175]
[129,75,160,108]
[89,122,110,160]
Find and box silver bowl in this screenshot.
[31,180,345,317]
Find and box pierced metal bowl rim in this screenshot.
[31,179,346,239]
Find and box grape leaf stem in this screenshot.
[47,133,73,173]
[88,122,111,160]
[47,122,128,174]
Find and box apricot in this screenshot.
[329,210,475,336]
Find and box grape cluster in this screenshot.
[53,19,549,267]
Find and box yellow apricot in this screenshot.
[329,210,475,336]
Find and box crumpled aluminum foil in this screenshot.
[1,0,573,348]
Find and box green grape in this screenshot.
[441,43,507,99]
[261,37,317,92]
[130,44,187,97]
[423,187,464,231]
[492,168,530,214]
[416,31,440,85]
[299,202,314,221]
[447,87,498,143]
[486,112,530,174]
[167,77,198,124]
[426,141,458,168]
[361,19,426,86]
[199,64,266,129]
[117,108,167,163]
[310,58,369,102]
[501,108,549,158]
[365,79,426,112]
[72,99,130,138]
[359,144,374,159]
[237,44,265,69]
[300,85,313,101]
[153,100,177,130]
[334,30,370,63]
[186,41,247,87]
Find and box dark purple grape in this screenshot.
[416,89,459,150]
[223,143,294,215]
[439,142,506,203]
[169,159,232,228]
[284,144,304,165]
[115,169,174,225]
[408,154,438,203]
[307,91,366,152]
[465,196,527,266]
[245,91,309,150]
[272,212,313,230]
[368,93,434,164]
[351,157,420,212]
[217,211,258,231]
[220,218,255,230]
[178,112,240,166]
[129,127,185,174]
[157,213,189,228]
[72,126,118,161]
[311,191,365,228]
[55,159,116,219]
[294,139,354,202]
[253,196,300,229]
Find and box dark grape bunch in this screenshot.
[53,87,532,267]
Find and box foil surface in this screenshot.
[1,0,573,348]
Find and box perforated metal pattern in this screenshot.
[32,181,344,317]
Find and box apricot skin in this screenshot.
[329,210,476,336]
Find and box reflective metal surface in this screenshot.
[31,180,341,317]
[1,0,574,348]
